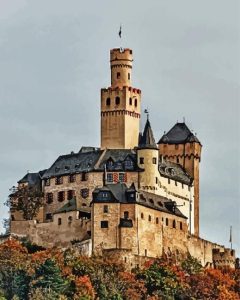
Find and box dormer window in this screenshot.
[64,166,70,171]
[107,173,113,183]
[124,158,134,169]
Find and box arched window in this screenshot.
[129,97,132,105]
[173,220,176,228]
[134,98,137,107]
[156,217,159,224]
[106,98,111,106]
[115,97,120,105]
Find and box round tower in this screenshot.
[137,118,159,192]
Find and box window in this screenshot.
[168,178,170,184]
[180,222,183,230]
[119,173,125,183]
[128,73,130,80]
[106,98,111,106]
[81,172,88,181]
[107,173,113,183]
[46,213,52,221]
[188,186,190,191]
[145,249,147,256]
[11,215,15,221]
[67,190,74,200]
[166,218,169,226]
[115,96,120,105]
[152,157,157,164]
[124,158,133,169]
[101,221,108,228]
[155,177,158,184]
[55,176,63,185]
[124,211,129,219]
[148,215,151,222]
[156,217,159,224]
[141,212,144,219]
[129,97,132,105]
[46,193,53,204]
[68,216,73,224]
[45,179,50,186]
[117,72,120,79]
[140,157,144,164]
[175,181,177,186]
[58,191,65,202]
[135,98,137,107]
[175,145,179,150]
[103,205,108,213]
[69,174,76,183]
[173,220,176,228]
[182,183,184,189]
[81,188,89,199]
[64,166,70,171]
[58,218,62,225]
[177,157,179,163]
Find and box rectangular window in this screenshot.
[69,174,76,183]
[58,218,62,225]
[152,157,157,164]
[117,72,120,79]
[119,173,125,183]
[180,222,183,230]
[67,190,74,200]
[168,178,170,184]
[81,172,88,181]
[107,173,113,183]
[101,221,108,228]
[55,176,63,185]
[46,213,52,221]
[46,193,53,204]
[155,177,158,184]
[45,179,50,186]
[124,211,129,219]
[175,181,177,186]
[140,157,144,164]
[128,73,130,80]
[182,183,184,189]
[103,205,108,213]
[58,191,65,202]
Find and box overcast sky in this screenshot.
[0,0,239,255]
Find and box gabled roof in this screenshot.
[18,171,45,188]
[158,122,201,145]
[139,118,158,149]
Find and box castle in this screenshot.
[9,47,235,268]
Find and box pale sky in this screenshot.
[0,0,239,255]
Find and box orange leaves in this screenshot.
[74,275,95,299]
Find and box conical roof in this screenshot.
[138,118,158,149]
[158,122,201,145]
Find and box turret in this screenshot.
[158,122,202,236]
[137,118,159,192]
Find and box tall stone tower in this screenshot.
[158,122,202,236]
[101,48,141,149]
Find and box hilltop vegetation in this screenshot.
[0,239,239,300]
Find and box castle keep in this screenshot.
[9,47,235,268]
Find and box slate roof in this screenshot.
[139,118,158,149]
[18,171,45,188]
[54,197,91,214]
[159,159,192,185]
[42,149,103,179]
[158,122,201,145]
[93,183,187,219]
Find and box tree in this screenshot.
[181,253,202,275]
[32,259,69,295]
[6,185,43,220]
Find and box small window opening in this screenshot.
[82,172,87,181]
[140,157,144,164]
[180,222,183,230]
[117,72,120,79]
[58,191,65,202]
[141,212,144,219]
[166,218,169,226]
[128,73,130,80]
[58,218,62,225]
[156,217,159,224]
[148,215,151,222]
[124,211,129,219]
[145,249,147,256]
[103,205,108,213]
[106,98,111,106]
[129,97,132,105]
[101,221,108,228]
[68,216,73,224]
[173,220,176,228]
[134,98,137,107]
[115,96,120,105]
[152,157,157,164]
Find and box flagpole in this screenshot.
[229,225,232,250]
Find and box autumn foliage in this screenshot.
[0,239,239,300]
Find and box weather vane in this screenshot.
[144,108,149,120]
